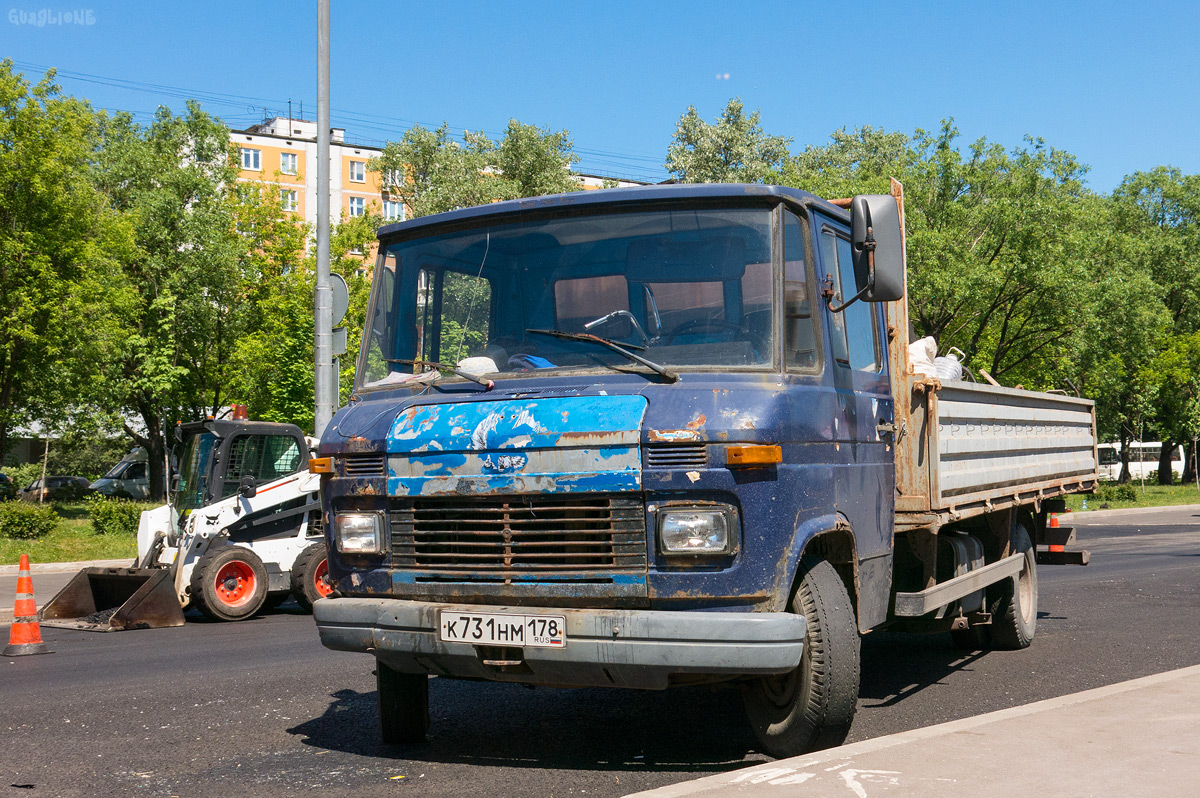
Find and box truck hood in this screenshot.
[386,395,647,496]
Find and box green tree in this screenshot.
[0,62,131,461]
[93,103,254,498]
[227,207,376,432]
[372,120,580,219]
[784,120,1101,387]
[665,98,792,183]
[496,119,580,198]
[1112,167,1200,333]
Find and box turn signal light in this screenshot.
[308,457,334,474]
[726,445,782,467]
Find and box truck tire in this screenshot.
[989,517,1037,649]
[190,545,269,622]
[290,542,332,612]
[743,558,860,758]
[377,662,429,745]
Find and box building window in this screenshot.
[348,196,365,217]
[382,200,404,221]
[348,160,365,182]
[280,152,298,175]
[239,147,261,170]
[281,189,298,213]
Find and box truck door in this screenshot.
[814,216,895,613]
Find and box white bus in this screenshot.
[1097,441,1184,481]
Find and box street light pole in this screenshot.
[314,0,334,437]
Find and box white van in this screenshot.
[1097,441,1183,481]
[90,448,150,499]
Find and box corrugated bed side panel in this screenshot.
[931,383,1097,504]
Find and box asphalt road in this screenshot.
[2,506,1198,797]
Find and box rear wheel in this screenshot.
[190,545,269,622]
[743,558,860,758]
[290,542,332,612]
[377,662,429,745]
[990,517,1038,649]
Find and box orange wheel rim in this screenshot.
[214,560,257,607]
[314,558,333,598]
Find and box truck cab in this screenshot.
[313,183,1096,756]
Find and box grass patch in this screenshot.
[1065,481,1200,513]
[0,501,136,566]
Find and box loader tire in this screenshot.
[743,557,860,758]
[190,545,269,622]
[377,662,429,745]
[290,542,332,612]
[989,517,1037,650]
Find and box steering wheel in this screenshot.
[663,318,743,345]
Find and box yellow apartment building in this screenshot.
[231,117,402,257]
[231,116,648,257]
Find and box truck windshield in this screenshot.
[357,206,776,390]
[174,432,216,513]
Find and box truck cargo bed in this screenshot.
[895,376,1098,529]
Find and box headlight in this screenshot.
[334,512,384,554]
[658,507,734,554]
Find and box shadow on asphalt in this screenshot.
[858,630,988,708]
[288,679,765,772]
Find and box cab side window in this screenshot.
[821,230,881,372]
[784,212,819,371]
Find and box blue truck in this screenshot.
[313,181,1098,757]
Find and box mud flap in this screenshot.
[39,567,186,632]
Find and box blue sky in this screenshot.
[3,0,1196,190]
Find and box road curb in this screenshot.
[625,663,1200,798]
[1060,503,1200,523]
[0,557,131,576]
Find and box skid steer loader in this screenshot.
[41,419,332,631]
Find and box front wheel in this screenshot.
[377,662,429,745]
[190,545,269,622]
[990,516,1038,649]
[743,558,860,758]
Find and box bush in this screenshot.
[0,501,58,540]
[1095,482,1138,503]
[1,463,43,493]
[87,494,153,536]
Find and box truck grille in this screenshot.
[343,454,386,478]
[389,495,646,574]
[645,442,707,468]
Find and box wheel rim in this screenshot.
[214,561,257,608]
[313,558,333,598]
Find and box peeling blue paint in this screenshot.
[387,396,648,496]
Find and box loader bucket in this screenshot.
[39,567,186,632]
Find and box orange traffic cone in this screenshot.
[1047,514,1065,553]
[4,554,51,656]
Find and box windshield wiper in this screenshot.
[384,358,494,390]
[526,329,678,383]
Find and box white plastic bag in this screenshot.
[909,336,938,378]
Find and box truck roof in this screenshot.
[377,183,849,239]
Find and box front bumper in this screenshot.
[314,598,805,690]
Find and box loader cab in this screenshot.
[173,420,309,513]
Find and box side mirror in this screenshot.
[173,423,183,445]
[238,475,257,499]
[850,195,905,302]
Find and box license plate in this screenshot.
[438,611,566,648]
